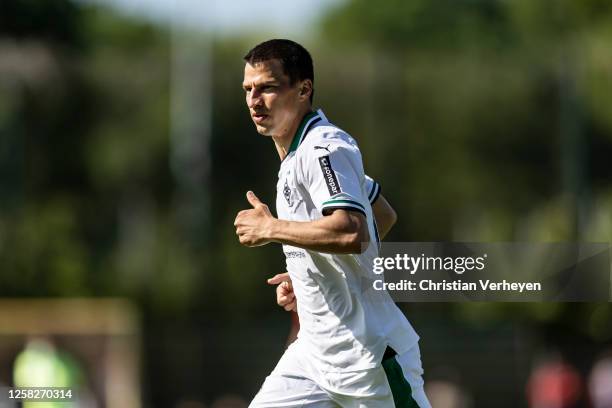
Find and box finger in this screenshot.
[276,285,286,300]
[277,286,295,301]
[267,272,291,285]
[246,190,263,208]
[278,293,295,307]
[234,210,250,226]
[279,289,295,300]
[235,210,247,221]
[276,282,294,299]
[284,300,296,312]
[279,281,293,295]
[277,282,292,295]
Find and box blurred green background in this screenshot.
[1,0,612,406]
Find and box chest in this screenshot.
[276,157,313,221]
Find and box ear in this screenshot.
[299,79,313,100]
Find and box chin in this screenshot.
[255,124,272,136]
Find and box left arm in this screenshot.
[234,191,369,254]
[372,194,397,240]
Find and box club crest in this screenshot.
[283,179,293,207]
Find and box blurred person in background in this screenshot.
[13,337,95,408]
[425,380,472,408]
[588,350,612,408]
[234,38,430,407]
[526,352,582,408]
[423,368,472,408]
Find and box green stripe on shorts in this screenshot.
[382,356,420,408]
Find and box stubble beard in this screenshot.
[255,122,272,136]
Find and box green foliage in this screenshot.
[315,0,612,336]
[0,0,85,48]
[2,3,612,405]
[1,0,612,334]
[0,1,173,308]
[323,0,513,50]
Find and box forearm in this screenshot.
[372,195,397,239]
[267,210,369,254]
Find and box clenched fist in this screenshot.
[267,272,296,312]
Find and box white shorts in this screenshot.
[249,341,431,408]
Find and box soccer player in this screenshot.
[234,39,431,408]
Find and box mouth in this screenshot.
[252,113,268,124]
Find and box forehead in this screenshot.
[243,59,289,85]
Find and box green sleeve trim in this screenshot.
[321,199,365,211]
[368,181,381,204]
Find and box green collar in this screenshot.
[287,111,319,154]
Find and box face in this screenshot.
[243,59,308,137]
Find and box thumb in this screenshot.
[247,190,263,208]
[267,272,291,285]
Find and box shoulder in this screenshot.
[298,124,360,162]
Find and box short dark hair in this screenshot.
[244,39,314,103]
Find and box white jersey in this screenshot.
[275,109,419,379]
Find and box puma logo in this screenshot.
[314,144,331,153]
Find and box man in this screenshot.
[234,39,430,408]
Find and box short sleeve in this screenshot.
[364,175,381,204]
[300,143,367,217]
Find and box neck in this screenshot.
[273,106,312,161]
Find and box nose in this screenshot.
[247,88,262,109]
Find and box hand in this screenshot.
[234,191,275,247]
[267,272,296,312]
